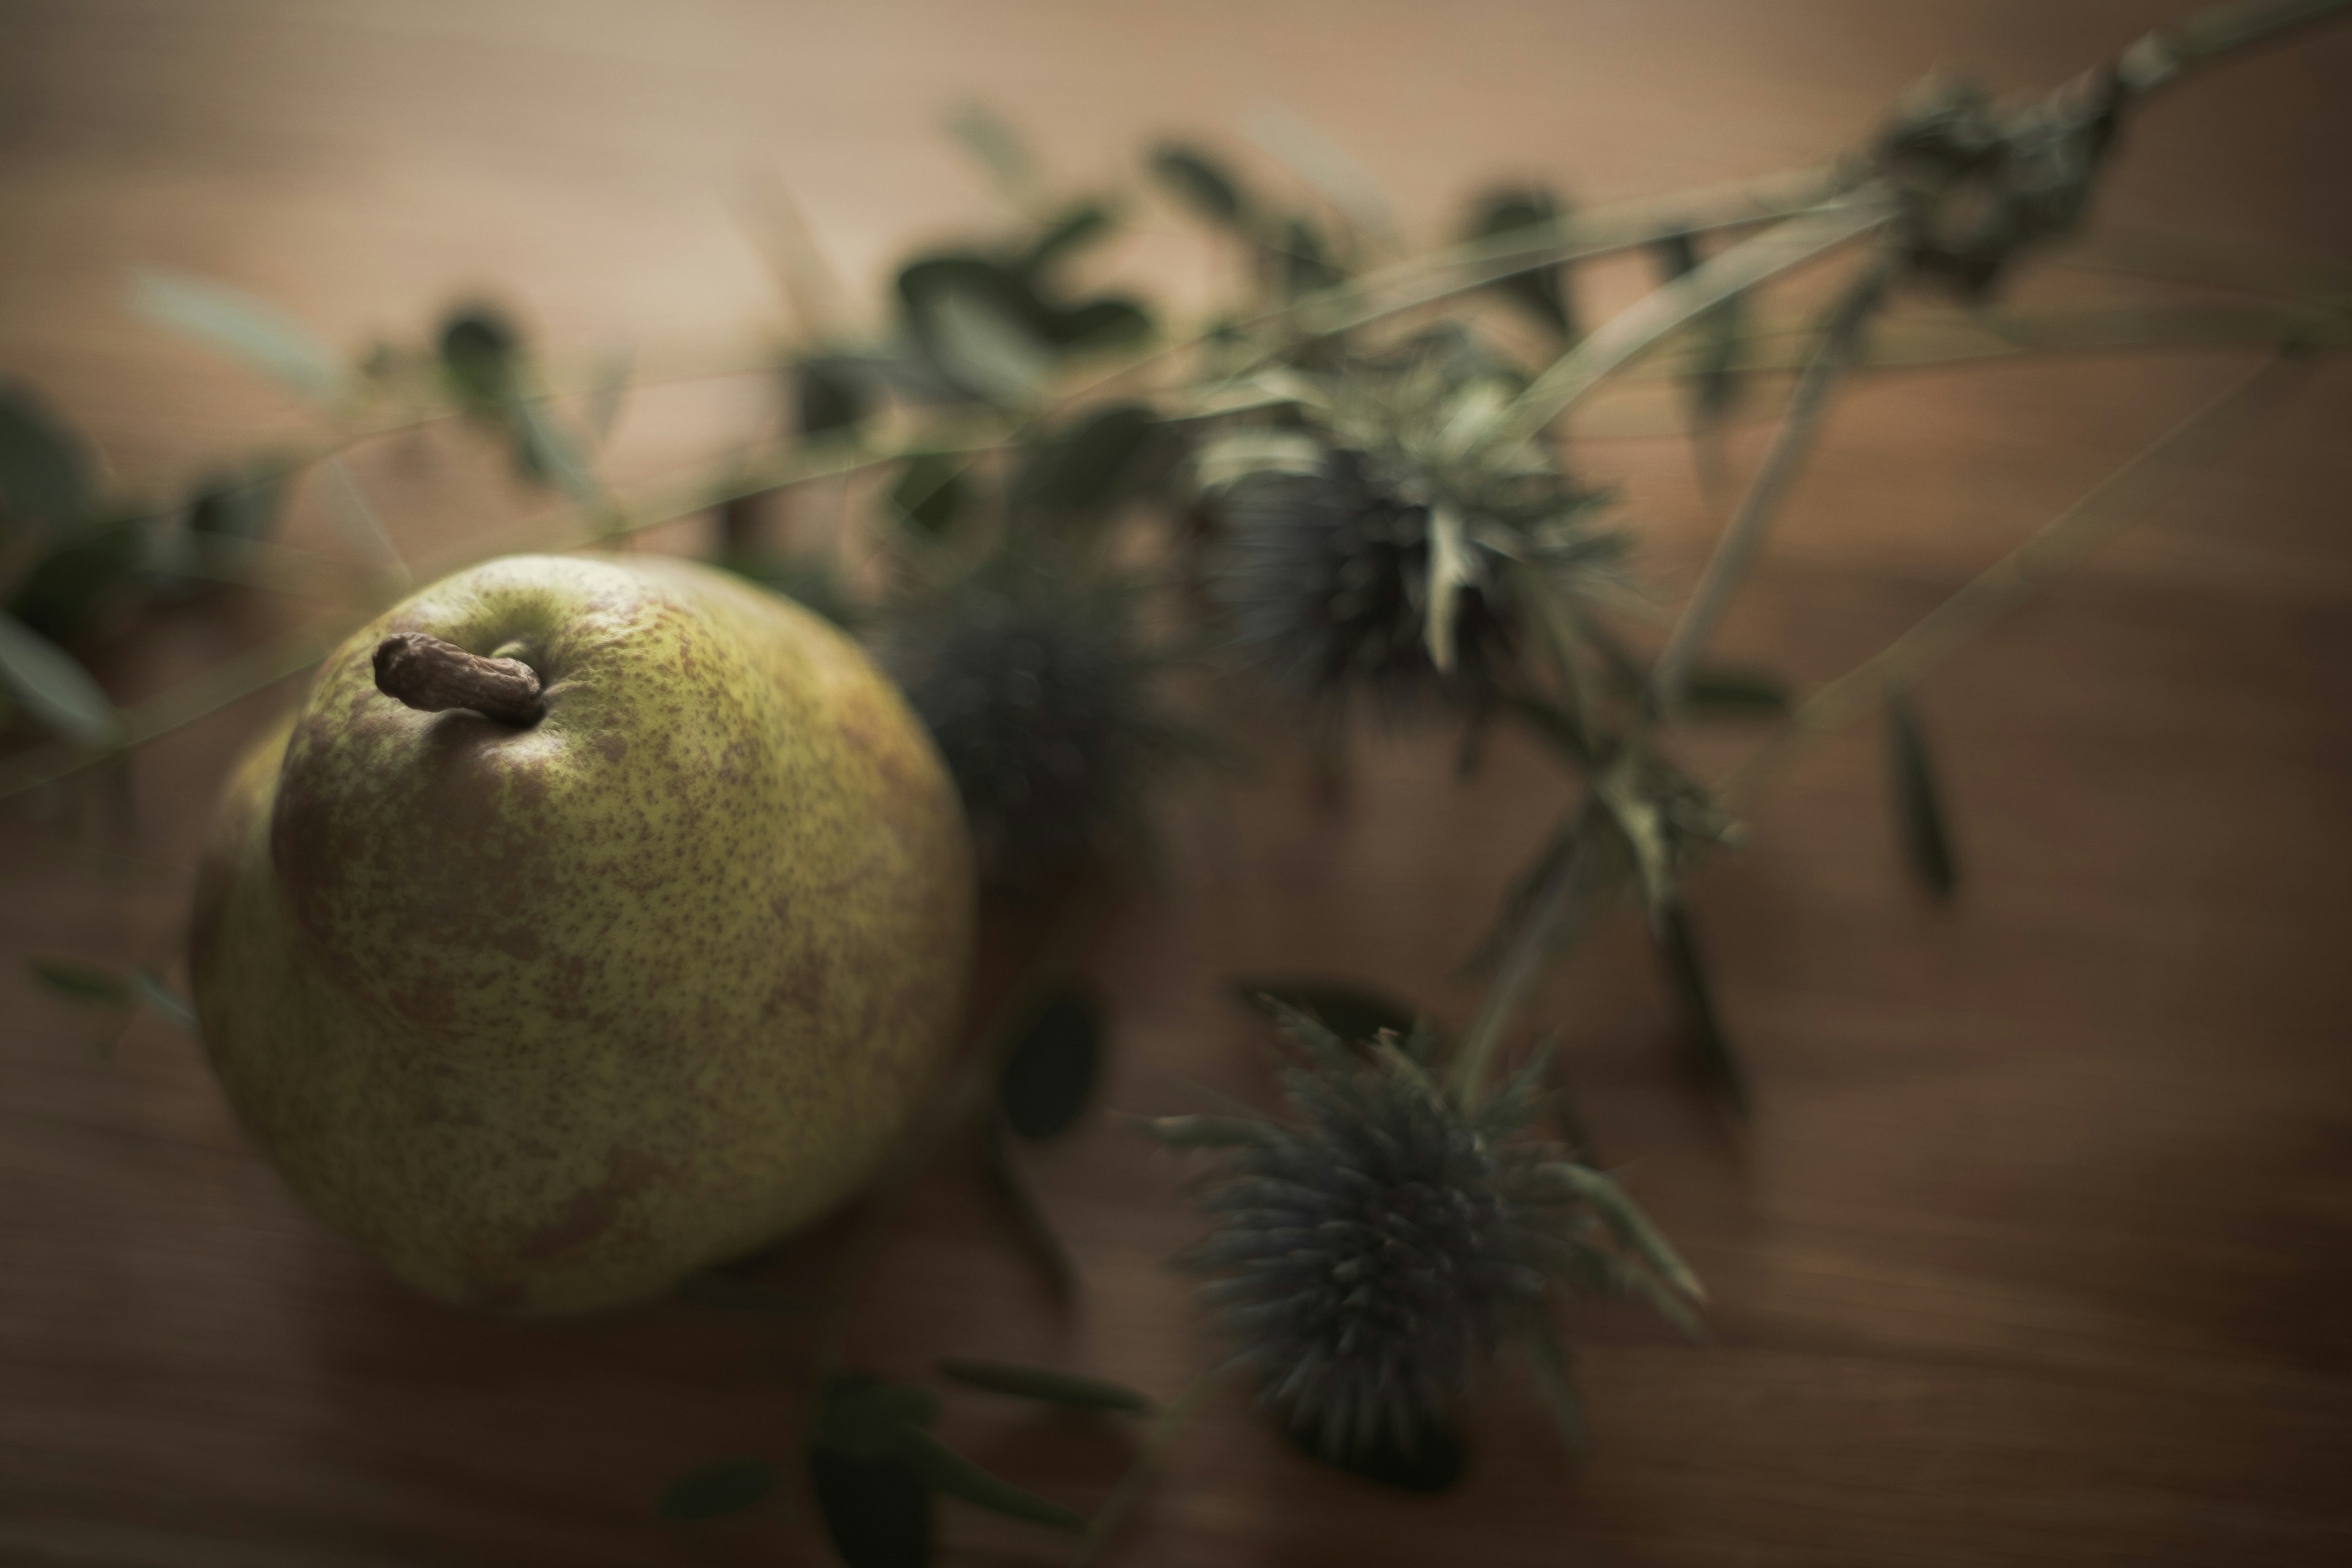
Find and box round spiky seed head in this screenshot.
[1211,449,1515,714]
[1187,1032,1550,1461]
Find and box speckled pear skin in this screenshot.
[188,554,972,1314]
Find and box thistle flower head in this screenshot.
[883,551,1182,882]
[1150,1007,1702,1465]
[1202,330,1620,714]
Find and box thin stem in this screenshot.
[1071,1366,1218,1568]
[1721,345,2314,801]
[1648,252,1893,715]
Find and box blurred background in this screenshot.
[3,2,2348,1564]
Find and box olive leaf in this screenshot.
[1018,200,1115,281]
[655,1457,780,1521]
[0,613,121,747]
[1466,186,1577,340]
[1648,232,1747,428]
[943,101,1039,206]
[1148,142,1254,233]
[1887,693,1959,898]
[927,287,1055,407]
[937,1359,1156,1415]
[0,383,92,538]
[795,356,872,440]
[998,986,1102,1141]
[1513,1310,1587,1453]
[129,269,346,405]
[8,518,144,643]
[1226,978,1417,1048]
[1681,663,1791,718]
[1651,897,1752,1115]
[28,956,134,1006]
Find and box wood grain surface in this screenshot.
[4,2,2350,1564]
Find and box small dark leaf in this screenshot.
[810,1444,933,1568]
[1280,214,1346,299]
[6,519,143,643]
[29,957,133,1006]
[1047,295,1154,352]
[1652,899,1751,1115]
[1148,142,1253,232]
[984,1116,1077,1298]
[1502,693,1594,766]
[998,986,1102,1140]
[796,356,871,440]
[656,1457,779,1522]
[1466,186,1575,340]
[1015,402,1159,523]
[1888,693,1960,898]
[1018,200,1115,280]
[818,1376,942,1459]
[437,304,524,409]
[892,1427,1085,1532]
[1681,664,1790,718]
[675,1270,815,1313]
[895,254,1057,401]
[1139,1113,1279,1150]
[1283,1414,1465,1493]
[937,1359,1155,1415]
[1649,233,1746,428]
[186,472,285,548]
[943,101,1038,204]
[0,613,121,747]
[886,454,967,539]
[1227,978,1416,1048]
[0,382,92,537]
[133,969,198,1033]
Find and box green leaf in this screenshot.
[886,454,966,538]
[1047,294,1153,352]
[1648,233,1746,426]
[984,1115,1076,1297]
[1148,142,1253,232]
[1532,1163,1704,1303]
[1502,693,1594,767]
[186,472,286,551]
[655,1457,779,1521]
[1019,200,1115,280]
[1681,664,1790,718]
[937,1359,1155,1415]
[1652,898,1751,1115]
[810,1445,933,1568]
[1138,1113,1279,1150]
[943,101,1039,205]
[1279,214,1346,299]
[1016,403,1159,522]
[6,519,143,644]
[818,1376,941,1460]
[1227,978,1416,1047]
[0,613,121,747]
[1467,187,1576,340]
[895,255,1057,404]
[29,957,133,1006]
[891,1426,1085,1532]
[129,270,345,404]
[437,304,524,410]
[133,970,198,1033]
[0,383,92,537]
[1888,693,1959,899]
[795,356,870,440]
[674,1270,815,1313]
[998,986,1102,1141]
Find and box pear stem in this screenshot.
[371,633,544,725]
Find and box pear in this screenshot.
[188,554,972,1314]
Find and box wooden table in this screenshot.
[4,2,2349,1563]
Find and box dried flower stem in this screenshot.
[1721,344,2315,801]
[1648,252,1893,715]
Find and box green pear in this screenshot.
[189,553,972,1314]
